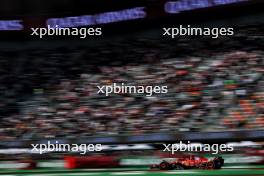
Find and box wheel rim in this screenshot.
[160,163,166,169]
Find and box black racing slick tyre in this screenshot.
[213,157,224,169]
[159,161,170,170]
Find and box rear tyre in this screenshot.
[159,161,170,170]
[213,157,224,169]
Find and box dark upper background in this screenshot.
[0,0,263,141]
[0,0,264,40]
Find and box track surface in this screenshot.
[0,166,263,176]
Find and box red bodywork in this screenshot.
[151,156,224,170]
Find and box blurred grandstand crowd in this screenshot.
[0,25,263,140]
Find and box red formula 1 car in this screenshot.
[151,156,224,170]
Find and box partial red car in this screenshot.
[151,156,224,170]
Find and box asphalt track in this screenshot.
[0,166,263,176]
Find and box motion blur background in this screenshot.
[0,0,263,175]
